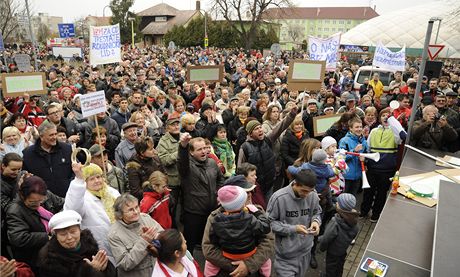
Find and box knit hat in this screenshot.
[218,185,247,212]
[49,210,82,232]
[82,163,103,180]
[321,136,337,151]
[246,120,261,134]
[224,175,256,191]
[337,193,356,211]
[201,103,213,112]
[307,99,318,106]
[312,149,328,164]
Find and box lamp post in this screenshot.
[103,5,110,18]
[25,0,38,71]
[405,17,442,146]
[128,17,135,49]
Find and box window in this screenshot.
[310,27,314,32]
[324,28,329,31]
[332,28,336,32]
[325,20,330,24]
[318,27,322,31]
[339,20,344,24]
[333,20,337,24]
[338,28,344,32]
[347,20,351,24]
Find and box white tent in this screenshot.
[341,0,460,58]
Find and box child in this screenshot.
[319,193,359,277]
[321,136,348,196]
[56,126,68,144]
[205,185,272,277]
[139,170,172,229]
[212,124,236,177]
[339,116,369,196]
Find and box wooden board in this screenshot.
[1,72,47,97]
[186,65,223,84]
[398,171,439,207]
[287,59,325,91]
[312,113,342,137]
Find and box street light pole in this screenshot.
[25,0,38,71]
[434,19,442,44]
[128,17,135,49]
[203,10,208,48]
[405,17,441,146]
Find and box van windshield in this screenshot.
[357,71,393,86]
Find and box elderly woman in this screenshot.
[6,176,63,274]
[150,229,202,277]
[126,137,165,200]
[129,111,157,138]
[108,193,164,277]
[9,113,39,145]
[65,163,121,262]
[38,210,117,277]
[0,127,28,160]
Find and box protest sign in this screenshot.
[372,42,405,72]
[308,33,341,71]
[14,54,32,72]
[186,65,223,84]
[52,47,83,59]
[287,60,326,91]
[79,90,107,118]
[313,113,343,137]
[1,72,47,97]
[89,24,121,66]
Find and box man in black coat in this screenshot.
[22,122,73,197]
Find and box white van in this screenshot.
[354,66,395,92]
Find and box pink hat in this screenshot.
[217,186,247,212]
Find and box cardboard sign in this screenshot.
[186,65,223,84]
[89,24,121,66]
[287,60,326,91]
[1,72,47,97]
[80,90,107,118]
[14,54,32,72]
[312,113,342,137]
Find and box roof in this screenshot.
[263,7,379,20]
[137,3,179,17]
[140,10,199,35]
[341,1,460,58]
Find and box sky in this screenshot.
[30,0,438,22]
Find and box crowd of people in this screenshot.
[1,43,460,277]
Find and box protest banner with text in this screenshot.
[372,42,406,72]
[89,24,121,66]
[308,33,341,71]
[80,90,107,118]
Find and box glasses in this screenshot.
[123,205,140,214]
[48,111,60,116]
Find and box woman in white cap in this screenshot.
[38,210,116,277]
[65,163,120,262]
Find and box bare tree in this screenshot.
[287,24,303,43]
[210,0,291,50]
[0,0,26,41]
[36,22,50,43]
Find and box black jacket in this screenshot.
[280,129,309,167]
[319,211,359,256]
[126,154,165,201]
[22,140,74,197]
[111,109,131,130]
[38,229,117,277]
[227,117,243,146]
[178,144,225,216]
[325,125,348,144]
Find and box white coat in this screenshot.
[64,177,120,261]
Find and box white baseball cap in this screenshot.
[49,210,82,232]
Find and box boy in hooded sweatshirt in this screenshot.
[319,193,359,277]
[339,117,369,196]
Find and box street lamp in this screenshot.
[103,5,110,18]
[128,17,135,48]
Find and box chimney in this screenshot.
[364,7,367,17]
[196,0,201,11]
[374,5,376,11]
[317,8,320,16]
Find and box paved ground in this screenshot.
[194,192,377,276]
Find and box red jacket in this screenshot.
[140,190,172,229]
[20,102,46,127]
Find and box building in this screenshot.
[137,2,202,46]
[15,12,63,43]
[263,7,379,50]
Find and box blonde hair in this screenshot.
[237,106,251,115]
[2,126,21,138]
[364,106,377,116]
[143,171,168,189]
[129,111,145,123]
[181,113,196,125]
[289,117,305,132]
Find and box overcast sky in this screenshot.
[30,0,438,22]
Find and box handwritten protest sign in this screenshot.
[372,42,405,72]
[14,54,32,72]
[80,90,107,118]
[1,72,47,97]
[186,65,223,84]
[308,33,341,71]
[89,24,121,66]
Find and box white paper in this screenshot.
[89,24,121,66]
[80,90,106,118]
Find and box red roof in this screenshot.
[263,7,379,20]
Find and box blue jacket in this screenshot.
[288,162,335,192]
[339,132,369,180]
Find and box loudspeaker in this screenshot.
[423,61,443,81]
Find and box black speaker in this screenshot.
[423,61,443,81]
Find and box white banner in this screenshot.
[80,90,107,118]
[308,33,341,71]
[372,42,406,72]
[89,24,121,66]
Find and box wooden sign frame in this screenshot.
[288,60,326,91]
[312,112,342,137]
[1,72,47,97]
[186,65,223,84]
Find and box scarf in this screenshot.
[87,185,116,223]
[37,206,54,234]
[295,131,303,140]
[212,137,235,168]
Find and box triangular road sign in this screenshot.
[428,45,445,60]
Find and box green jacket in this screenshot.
[106,161,128,193]
[156,132,180,187]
